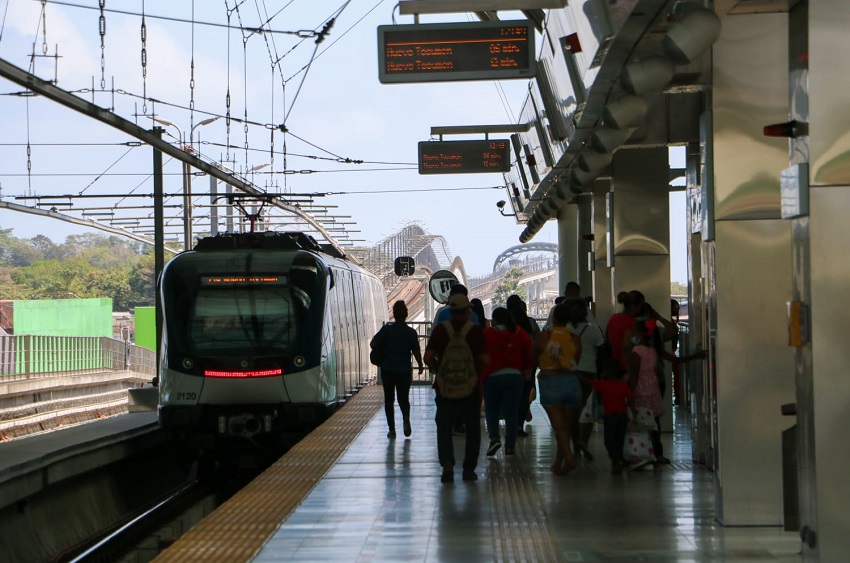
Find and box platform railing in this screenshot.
[0,334,156,380]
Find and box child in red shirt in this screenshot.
[592,358,634,473]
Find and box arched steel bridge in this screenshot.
[492,242,559,272]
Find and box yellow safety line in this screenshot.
[155,385,384,562]
[488,458,565,562]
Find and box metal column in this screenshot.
[710,12,794,526]
[592,179,614,326]
[556,203,578,294]
[800,0,850,558]
[609,146,672,430]
[151,128,165,374]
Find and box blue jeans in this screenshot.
[482,371,524,449]
[435,390,481,470]
[603,412,629,462]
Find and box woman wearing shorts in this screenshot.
[534,303,583,475]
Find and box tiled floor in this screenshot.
[253,387,802,562]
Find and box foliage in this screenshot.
[492,265,527,308]
[0,265,30,300]
[0,226,156,310]
[671,281,687,296]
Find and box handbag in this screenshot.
[369,347,385,367]
[369,327,387,367]
[630,406,657,431]
[623,423,655,462]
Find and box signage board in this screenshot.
[394,256,416,276]
[428,270,460,305]
[418,140,511,174]
[378,20,536,84]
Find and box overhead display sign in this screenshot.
[378,20,536,84]
[418,140,511,174]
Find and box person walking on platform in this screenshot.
[544,281,596,329]
[470,298,490,329]
[425,294,489,483]
[566,298,605,461]
[481,307,534,458]
[371,300,424,439]
[534,303,582,476]
[628,303,704,464]
[432,283,481,326]
[507,294,540,436]
[592,358,634,473]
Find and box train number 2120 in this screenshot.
[176,392,198,401]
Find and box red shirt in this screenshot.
[606,313,635,368]
[481,326,533,379]
[592,379,633,415]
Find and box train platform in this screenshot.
[159,385,802,562]
[0,411,160,507]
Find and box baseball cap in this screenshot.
[447,293,470,311]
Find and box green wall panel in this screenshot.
[13,299,113,337]
[134,307,156,352]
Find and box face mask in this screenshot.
[631,336,642,345]
[636,315,650,322]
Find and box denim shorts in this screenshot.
[538,373,582,407]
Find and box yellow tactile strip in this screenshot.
[155,385,383,562]
[488,461,565,562]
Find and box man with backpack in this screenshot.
[424,294,489,483]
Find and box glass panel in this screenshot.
[189,285,299,354]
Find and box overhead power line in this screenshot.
[41,0,322,37]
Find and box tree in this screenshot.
[13,258,90,298]
[0,227,42,266]
[29,235,63,260]
[72,267,133,310]
[0,265,30,300]
[671,281,687,296]
[492,266,527,309]
[127,253,156,307]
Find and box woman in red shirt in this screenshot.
[481,307,534,457]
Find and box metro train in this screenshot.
[157,231,387,450]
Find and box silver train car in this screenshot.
[157,231,387,449]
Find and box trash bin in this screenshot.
[781,403,799,532]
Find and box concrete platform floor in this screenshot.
[253,386,801,562]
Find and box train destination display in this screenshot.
[378,21,536,84]
[418,140,511,174]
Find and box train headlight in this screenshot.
[294,356,305,367]
[218,416,227,434]
[182,358,194,370]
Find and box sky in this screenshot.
[0,1,688,281]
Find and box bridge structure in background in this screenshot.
[351,223,560,322]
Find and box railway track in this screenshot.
[57,467,260,563]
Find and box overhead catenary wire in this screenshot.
[40,0,323,37]
[1,1,520,253]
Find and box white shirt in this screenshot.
[567,321,605,373]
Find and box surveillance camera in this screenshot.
[496,200,506,209]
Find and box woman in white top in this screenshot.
[566,298,605,460]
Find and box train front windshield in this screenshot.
[161,250,326,370]
[191,277,300,353]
